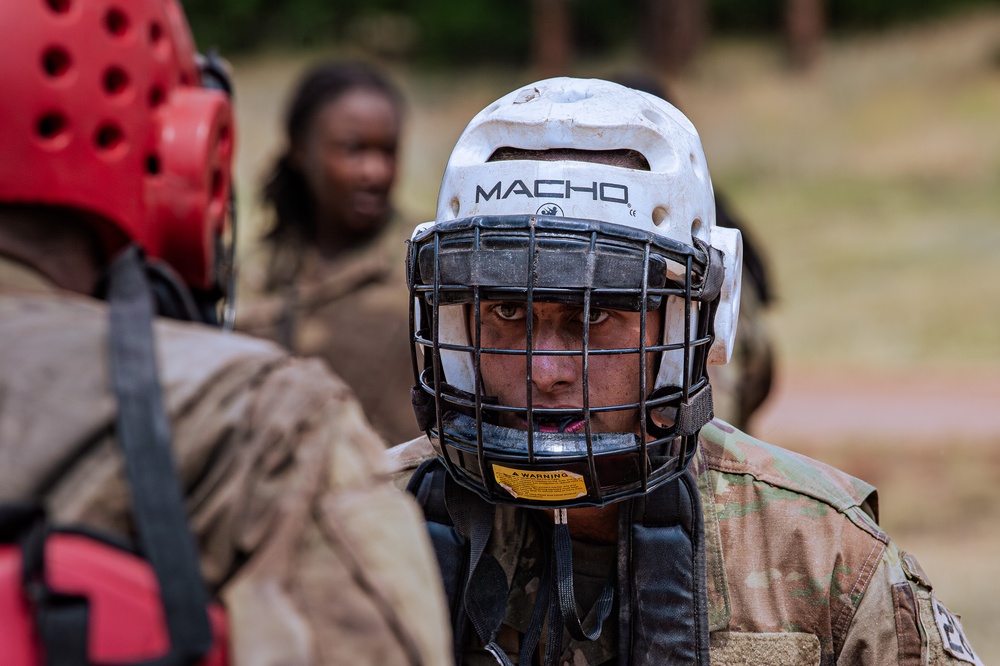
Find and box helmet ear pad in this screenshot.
[656,226,742,393]
[436,303,478,395]
[706,225,742,366]
[148,88,234,291]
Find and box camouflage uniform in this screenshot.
[238,217,419,445]
[388,421,981,666]
[1,256,452,666]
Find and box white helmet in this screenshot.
[408,77,742,507]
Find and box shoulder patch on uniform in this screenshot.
[900,550,933,590]
[931,595,983,665]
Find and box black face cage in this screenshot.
[408,215,724,508]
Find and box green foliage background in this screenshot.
[182,0,1000,61]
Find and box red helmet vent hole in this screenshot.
[217,123,232,153]
[46,0,71,14]
[37,113,68,141]
[95,123,124,151]
[149,21,162,45]
[42,48,72,78]
[104,8,130,37]
[210,169,224,200]
[148,86,165,108]
[103,67,130,96]
[145,154,161,176]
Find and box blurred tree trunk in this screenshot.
[531,0,572,78]
[785,0,825,70]
[640,0,708,75]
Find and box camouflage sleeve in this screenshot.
[838,541,983,666]
[189,355,452,666]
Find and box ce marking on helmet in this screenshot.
[628,203,637,217]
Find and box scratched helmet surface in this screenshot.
[408,77,742,508]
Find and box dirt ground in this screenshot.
[750,364,1000,662]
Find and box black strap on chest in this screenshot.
[408,458,710,666]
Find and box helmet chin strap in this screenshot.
[443,478,617,666]
[551,508,616,641]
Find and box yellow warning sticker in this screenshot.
[492,464,587,502]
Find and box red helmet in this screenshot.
[0,0,234,290]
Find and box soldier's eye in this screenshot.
[493,303,525,321]
[578,308,609,325]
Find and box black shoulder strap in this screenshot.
[105,246,213,666]
[0,502,45,542]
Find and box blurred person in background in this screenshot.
[614,71,777,433]
[0,1,450,663]
[390,77,980,666]
[238,61,420,445]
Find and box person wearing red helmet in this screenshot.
[0,1,450,664]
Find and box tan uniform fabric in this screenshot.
[0,256,452,666]
[388,423,980,666]
[237,219,419,446]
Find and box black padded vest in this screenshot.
[407,459,711,666]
